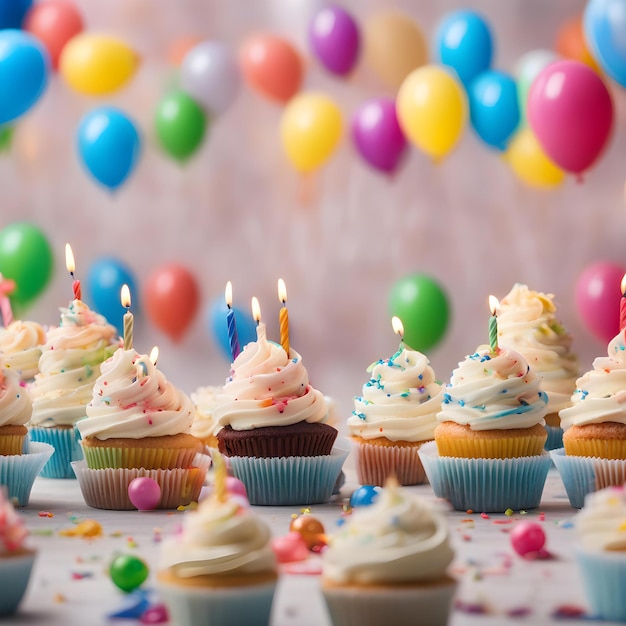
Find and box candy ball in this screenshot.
[510,521,546,557]
[128,477,161,511]
[271,532,310,563]
[289,515,326,550]
[110,555,150,593]
[226,476,248,498]
[350,485,382,508]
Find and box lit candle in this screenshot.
[0,273,15,327]
[277,278,289,356]
[212,449,227,503]
[225,281,241,361]
[65,243,81,301]
[391,315,405,349]
[620,274,626,333]
[251,296,266,342]
[488,295,499,354]
[121,284,133,350]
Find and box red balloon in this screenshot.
[527,60,614,176]
[24,1,83,70]
[143,264,200,342]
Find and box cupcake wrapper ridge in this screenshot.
[544,425,564,451]
[29,426,83,479]
[0,442,55,506]
[576,551,626,622]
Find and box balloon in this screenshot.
[23,1,83,70]
[0,126,13,152]
[505,127,566,189]
[59,33,139,96]
[584,0,626,87]
[0,0,32,29]
[207,297,257,362]
[396,65,467,161]
[167,34,203,67]
[85,257,137,336]
[309,5,360,76]
[0,30,49,126]
[0,222,53,314]
[434,9,493,88]
[363,11,427,90]
[143,264,200,342]
[154,91,207,162]
[77,107,141,190]
[280,92,342,173]
[351,97,407,174]
[556,14,602,73]
[239,34,303,104]
[388,274,450,353]
[468,70,520,150]
[515,49,559,126]
[527,60,614,176]
[575,261,625,343]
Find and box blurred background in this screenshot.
[0,0,624,424]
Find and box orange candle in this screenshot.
[277,278,289,356]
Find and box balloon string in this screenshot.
[297,172,317,208]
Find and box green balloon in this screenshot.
[388,274,450,353]
[0,222,53,314]
[154,90,207,162]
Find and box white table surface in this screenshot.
[4,460,622,626]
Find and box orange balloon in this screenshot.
[143,264,200,342]
[555,15,602,73]
[239,34,303,103]
[23,0,84,70]
[167,35,203,67]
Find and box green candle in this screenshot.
[488,295,499,353]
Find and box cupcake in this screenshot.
[419,344,551,512]
[73,347,207,510]
[497,283,579,450]
[190,385,221,449]
[0,487,37,617]
[213,319,345,505]
[28,299,120,478]
[157,462,278,626]
[0,319,46,384]
[0,363,32,455]
[347,338,443,486]
[574,485,626,622]
[321,478,457,626]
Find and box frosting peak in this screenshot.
[0,320,46,382]
[0,365,31,428]
[576,485,626,551]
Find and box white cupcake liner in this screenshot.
[71,453,211,510]
[227,447,348,506]
[576,550,626,621]
[418,441,551,513]
[0,442,55,506]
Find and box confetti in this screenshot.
[505,508,514,516]
[38,511,54,518]
[59,519,103,538]
[480,513,490,519]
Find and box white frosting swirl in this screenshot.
[190,385,221,441]
[77,348,194,440]
[436,345,547,430]
[347,345,443,442]
[498,284,579,413]
[0,320,46,382]
[0,367,32,427]
[160,495,276,577]
[323,480,454,584]
[560,332,626,430]
[576,485,626,551]
[213,328,327,431]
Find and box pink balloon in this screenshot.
[528,60,614,176]
[575,261,625,343]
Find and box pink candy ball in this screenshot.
[128,477,161,511]
[510,521,546,556]
[271,532,310,563]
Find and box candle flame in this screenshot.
[121,284,131,309]
[251,296,261,323]
[277,278,287,304]
[621,274,626,296]
[489,295,500,316]
[65,243,76,275]
[149,346,159,365]
[225,281,233,308]
[391,316,404,338]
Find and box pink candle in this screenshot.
[0,273,15,327]
[65,243,81,301]
[620,274,626,333]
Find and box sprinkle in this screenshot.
[551,605,587,619]
[38,511,54,518]
[507,607,532,617]
[466,509,474,515]
[59,519,103,538]
[454,600,489,615]
[520,510,528,515]
[127,537,138,548]
[493,519,513,525]
[462,534,472,541]
[53,594,66,604]
[71,572,93,580]
[505,508,514,516]
[538,512,546,521]
[557,520,574,529]
[480,513,489,519]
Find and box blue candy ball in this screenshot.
[350,485,382,508]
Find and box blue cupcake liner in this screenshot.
[0,551,36,616]
[418,441,551,513]
[544,425,564,451]
[0,442,54,506]
[576,550,626,622]
[227,447,349,506]
[29,426,83,479]
[549,448,626,509]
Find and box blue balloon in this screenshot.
[468,70,519,150]
[435,10,493,88]
[207,297,257,362]
[584,0,626,88]
[0,0,33,29]
[85,257,138,337]
[77,107,141,190]
[0,29,49,126]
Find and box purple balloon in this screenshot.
[309,5,360,76]
[351,98,408,174]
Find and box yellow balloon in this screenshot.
[396,65,467,161]
[280,93,342,173]
[59,34,140,96]
[506,127,566,189]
